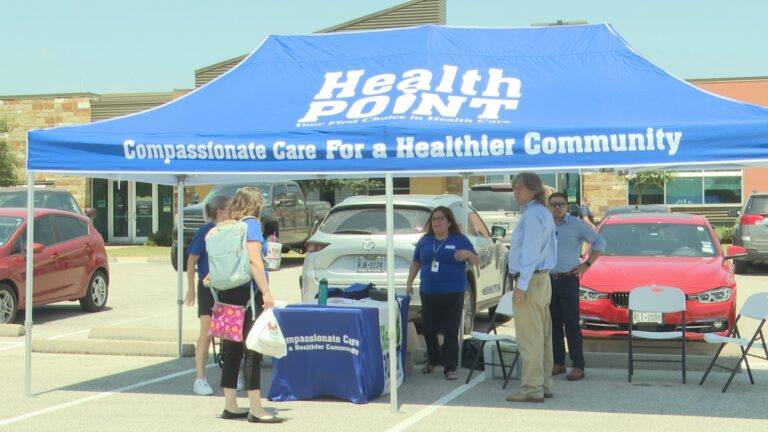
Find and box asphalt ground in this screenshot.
[2,256,768,431]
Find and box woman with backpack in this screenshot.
[185,195,232,396]
[215,186,282,423]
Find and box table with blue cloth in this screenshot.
[268,296,409,404]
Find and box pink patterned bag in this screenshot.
[208,302,247,342]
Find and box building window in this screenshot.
[627,170,742,205]
[368,177,410,195]
[628,181,664,205]
[666,176,703,205]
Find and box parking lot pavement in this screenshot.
[3,261,768,431]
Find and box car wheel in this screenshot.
[734,259,749,274]
[80,270,109,312]
[462,287,476,336]
[0,284,18,324]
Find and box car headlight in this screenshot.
[579,286,608,302]
[688,287,732,304]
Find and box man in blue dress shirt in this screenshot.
[506,172,557,403]
[548,192,605,381]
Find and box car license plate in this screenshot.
[632,312,662,324]
[357,255,384,272]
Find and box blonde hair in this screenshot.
[228,186,264,220]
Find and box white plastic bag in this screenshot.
[246,303,287,358]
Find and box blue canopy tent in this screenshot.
[24,24,768,408]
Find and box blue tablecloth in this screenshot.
[268,296,409,404]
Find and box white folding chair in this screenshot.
[699,292,768,393]
[628,286,687,383]
[465,291,519,389]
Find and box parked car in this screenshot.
[602,204,670,218]
[579,212,746,340]
[468,182,520,246]
[0,187,96,217]
[300,194,508,335]
[0,208,109,324]
[171,181,330,271]
[730,191,768,273]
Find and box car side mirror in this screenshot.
[491,225,507,242]
[24,243,45,254]
[724,245,747,260]
[727,209,740,217]
[85,207,97,218]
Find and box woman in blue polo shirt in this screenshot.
[406,206,478,380]
[185,195,231,396]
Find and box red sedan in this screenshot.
[0,208,109,324]
[579,213,745,340]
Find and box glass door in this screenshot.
[108,181,157,244]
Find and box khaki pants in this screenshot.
[513,272,553,396]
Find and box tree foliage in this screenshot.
[0,118,20,187]
[627,170,675,204]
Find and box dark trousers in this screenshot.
[549,274,585,369]
[217,283,264,390]
[420,291,464,373]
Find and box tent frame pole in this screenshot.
[24,174,35,396]
[176,176,185,358]
[385,173,398,413]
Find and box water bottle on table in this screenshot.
[318,278,328,305]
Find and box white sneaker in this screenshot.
[193,377,214,396]
[237,374,244,391]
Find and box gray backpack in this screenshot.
[205,217,254,290]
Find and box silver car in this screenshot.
[300,194,509,334]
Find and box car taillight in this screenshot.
[305,241,330,252]
[740,214,765,225]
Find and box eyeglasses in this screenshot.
[549,202,567,208]
[431,215,447,222]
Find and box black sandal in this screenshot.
[421,363,435,374]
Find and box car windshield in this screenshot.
[600,222,717,257]
[0,191,82,214]
[745,196,768,214]
[203,184,271,204]
[319,206,432,235]
[469,186,520,212]
[0,216,23,247]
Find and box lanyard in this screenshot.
[432,235,448,262]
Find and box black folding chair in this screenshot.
[465,291,519,389]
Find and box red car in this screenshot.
[579,213,746,340]
[0,208,109,324]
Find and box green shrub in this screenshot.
[714,225,733,245]
[145,229,172,247]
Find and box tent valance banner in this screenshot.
[27,24,768,184]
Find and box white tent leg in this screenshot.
[385,173,398,413]
[459,174,470,370]
[24,174,35,396]
[176,177,185,358]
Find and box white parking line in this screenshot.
[385,374,485,432]
[0,364,215,428]
[0,343,24,352]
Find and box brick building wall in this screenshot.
[0,94,93,207]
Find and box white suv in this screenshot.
[300,194,509,334]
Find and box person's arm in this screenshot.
[185,254,199,306]
[574,224,606,277]
[454,235,479,266]
[406,261,420,296]
[247,241,274,309]
[514,211,546,291]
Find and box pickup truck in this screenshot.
[171,181,330,271]
[468,182,520,247]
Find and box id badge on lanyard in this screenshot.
[431,260,439,272]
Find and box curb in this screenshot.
[107,256,169,263]
[32,339,196,357]
[89,327,198,342]
[0,324,25,337]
